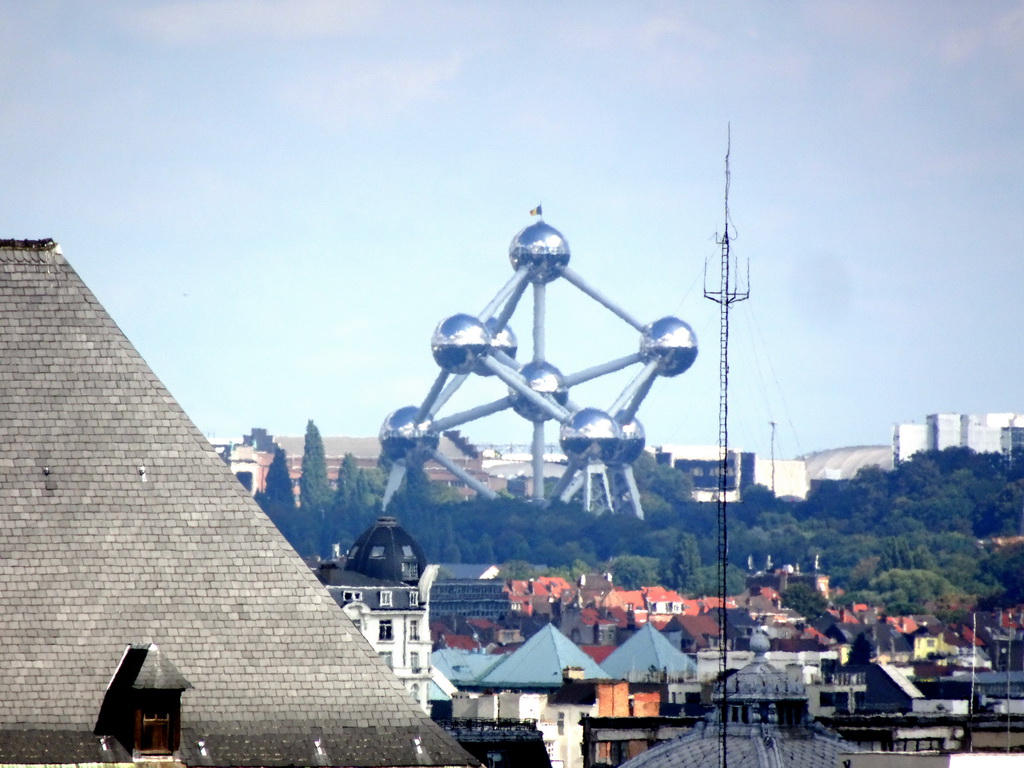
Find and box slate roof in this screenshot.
[345,515,426,584]
[431,648,504,687]
[601,623,697,682]
[478,624,609,690]
[0,240,476,767]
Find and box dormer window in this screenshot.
[369,546,385,558]
[95,643,191,758]
[409,589,419,607]
[379,590,393,607]
[402,561,419,580]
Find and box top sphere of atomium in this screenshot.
[431,313,491,374]
[379,406,439,461]
[560,408,621,464]
[509,221,570,284]
[640,316,698,376]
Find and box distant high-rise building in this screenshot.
[895,412,1024,463]
[893,423,928,464]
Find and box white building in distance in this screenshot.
[894,413,1024,463]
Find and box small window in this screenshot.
[342,590,362,602]
[370,546,385,558]
[138,708,173,754]
[348,546,359,558]
[410,619,420,641]
[402,545,415,558]
[411,652,422,673]
[380,651,393,668]
[402,561,419,580]
[379,620,393,641]
[379,590,393,607]
[409,589,419,607]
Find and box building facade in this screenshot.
[318,516,437,712]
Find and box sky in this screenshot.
[2,1,1023,460]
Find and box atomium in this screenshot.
[379,215,698,518]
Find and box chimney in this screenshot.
[562,666,585,682]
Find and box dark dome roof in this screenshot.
[344,516,426,585]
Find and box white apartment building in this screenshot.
[894,413,1024,463]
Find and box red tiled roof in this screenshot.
[680,600,703,616]
[606,589,645,611]
[506,579,530,595]
[643,586,684,604]
[536,576,573,596]
[580,645,617,664]
[442,633,481,651]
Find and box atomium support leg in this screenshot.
[550,458,583,500]
[532,421,546,503]
[556,465,586,504]
[430,449,498,500]
[382,459,408,510]
[608,464,644,519]
[561,267,646,331]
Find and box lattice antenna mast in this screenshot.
[703,126,749,768]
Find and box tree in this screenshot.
[299,420,332,513]
[610,555,662,590]
[499,560,538,580]
[260,447,294,507]
[782,582,828,621]
[849,632,874,665]
[665,533,701,592]
[255,446,320,556]
[334,453,361,509]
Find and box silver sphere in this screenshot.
[509,221,570,284]
[379,406,439,461]
[431,313,491,374]
[510,361,568,422]
[474,318,518,376]
[612,418,646,464]
[640,316,698,377]
[560,408,621,463]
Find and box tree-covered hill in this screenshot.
[258,443,1024,613]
